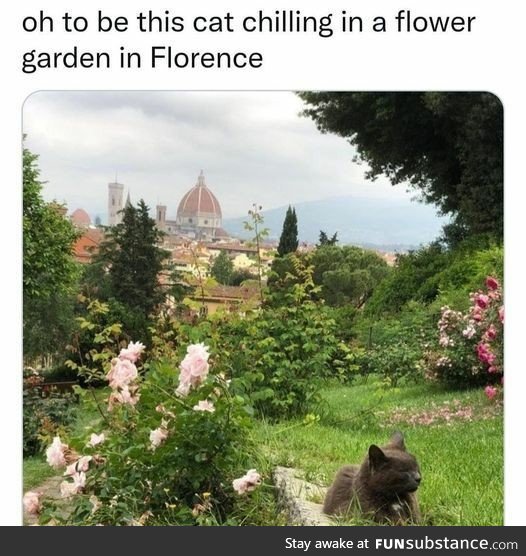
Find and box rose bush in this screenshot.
[424,276,503,390]
[29,342,260,526]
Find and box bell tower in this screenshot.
[108,181,124,226]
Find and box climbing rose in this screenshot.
[233,469,262,495]
[119,341,146,363]
[149,427,168,450]
[484,385,498,400]
[193,400,215,413]
[486,277,500,291]
[87,433,105,447]
[46,436,67,469]
[23,491,41,515]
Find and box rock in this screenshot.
[272,466,332,526]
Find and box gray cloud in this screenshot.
[23,91,423,223]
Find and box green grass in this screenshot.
[23,456,56,492]
[253,377,503,526]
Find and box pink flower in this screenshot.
[232,469,262,495]
[476,343,496,365]
[484,385,498,400]
[64,456,92,476]
[108,385,140,411]
[486,277,499,291]
[119,341,146,363]
[177,343,210,396]
[193,400,215,413]
[60,472,86,498]
[107,358,138,390]
[149,427,168,450]
[484,325,497,341]
[471,305,483,322]
[87,433,105,447]
[23,491,41,515]
[462,325,476,339]
[475,293,490,309]
[499,306,504,324]
[46,436,67,469]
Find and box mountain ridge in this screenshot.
[223,196,447,251]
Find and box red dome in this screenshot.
[71,208,91,227]
[177,171,222,218]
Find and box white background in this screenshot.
[1,0,524,526]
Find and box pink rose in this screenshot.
[177,343,211,395]
[475,293,489,309]
[23,491,41,515]
[46,436,67,469]
[64,455,92,476]
[484,385,498,400]
[107,359,138,390]
[471,305,483,322]
[119,341,146,363]
[484,325,497,341]
[486,277,499,291]
[498,306,504,324]
[149,427,168,450]
[60,472,86,498]
[476,343,496,365]
[193,400,215,413]
[87,433,105,447]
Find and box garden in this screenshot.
[23,92,504,526]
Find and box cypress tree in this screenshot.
[277,205,299,256]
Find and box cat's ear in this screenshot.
[389,431,406,451]
[369,444,388,470]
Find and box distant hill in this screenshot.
[223,196,448,251]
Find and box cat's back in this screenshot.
[323,464,359,515]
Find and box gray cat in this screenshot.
[323,431,421,524]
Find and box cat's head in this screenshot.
[366,431,422,496]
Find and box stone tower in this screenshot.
[156,204,167,231]
[108,182,124,226]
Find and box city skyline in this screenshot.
[22,91,432,224]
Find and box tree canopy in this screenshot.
[23,144,79,360]
[298,92,503,240]
[277,205,299,256]
[95,200,169,318]
[211,250,234,285]
[23,145,79,301]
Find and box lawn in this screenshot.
[24,378,503,526]
[253,377,504,526]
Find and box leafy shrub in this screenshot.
[35,342,258,526]
[23,369,76,457]
[229,301,341,418]
[356,343,424,387]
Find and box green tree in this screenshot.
[298,92,503,240]
[23,143,79,360]
[277,205,299,256]
[210,250,234,285]
[94,200,169,339]
[311,245,390,307]
[318,230,338,246]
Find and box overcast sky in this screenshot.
[23,91,421,223]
